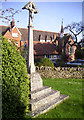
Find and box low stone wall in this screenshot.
[36,66,84,79]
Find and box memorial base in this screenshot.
[27,72,69,117]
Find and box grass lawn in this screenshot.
[24,78,83,119]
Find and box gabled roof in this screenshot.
[4,30,12,40]
[0,26,10,35]
[12,26,22,35]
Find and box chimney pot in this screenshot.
[10,20,15,28]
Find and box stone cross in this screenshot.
[22,1,38,74]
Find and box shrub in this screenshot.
[0,35,2,81]
[40,57,54,67]
[34,57,41,66]
[2,36,29,118]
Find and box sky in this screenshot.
[0,1,83,41]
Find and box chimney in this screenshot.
[9,19,15,34]
[10,19,15,28]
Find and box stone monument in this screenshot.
[22,1,69,117]
[22,1,38,74]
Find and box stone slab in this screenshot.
[28,94,69,117]
[30,86,51,99]
[30,90,60,111]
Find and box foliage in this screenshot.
[34,57,42,67]
[40,57,54,67]
[0,35,2,82]
[75,49,82,59]
[75,46,84,59]
[21,49,28,62]
[2,36,29,118]
[0,35,2,120]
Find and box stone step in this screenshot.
[30,90,60,111]
[29,94,69,117]
[30,86,51,99]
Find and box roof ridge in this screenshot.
[33,29,59,34]
[18,27,59,34]
[0,25,9,27]
[18,27,28,30]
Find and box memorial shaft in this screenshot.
[27,11,35,74]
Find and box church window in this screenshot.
[72,48,75,54]
[68,47,70,54]
[70,46,72,54]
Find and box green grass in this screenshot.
[3,78,83,119]
[24,78,83,119]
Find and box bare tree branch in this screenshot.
[64,22,83,43]
[0,8,21,25]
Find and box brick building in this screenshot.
[0,20,76,62]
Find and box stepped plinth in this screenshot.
[28,72,69,117]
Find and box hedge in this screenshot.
[2,35,29,118]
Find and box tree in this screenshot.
[0,8,21,25]
[64,22,84,43]
[2,35,29,118]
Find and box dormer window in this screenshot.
[12,33,18,37]
[39,34,42,41]
[45,35,47,42]
[50,36,52,41]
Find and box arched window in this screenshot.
[68,47,69,54]
[70,46,72,54]
[72,48,74,54]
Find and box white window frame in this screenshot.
[12,33,18,37]
[40,40,45,42]
[46,40,50,42]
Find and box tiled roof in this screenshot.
[0,26,10,35]
[21,41,58,55]
[0,25,60,41]
[19,28,60,41]
[18,28,28,41]
[33,41,58,55]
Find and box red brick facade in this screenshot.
[0,23,76,62]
